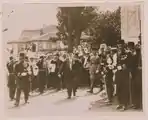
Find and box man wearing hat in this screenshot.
[115,48,130,111]
[126,42,140,108]
[29,57,38,92]
[50,52,63,91]
[7,56,16,101]
[14,53,30,106]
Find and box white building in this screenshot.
[121,4,142,44]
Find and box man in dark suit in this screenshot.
[126,42,142,109]
[50,53,63,91]
[59,53,79,99]
[7,56,16,101]
[71,53,83,95]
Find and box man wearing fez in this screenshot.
[36,55,46,94]
[7,56,16,101]
[117,39,125,50]
[126,42,139,107]
[14,53,30,106]
[115,48,130,111]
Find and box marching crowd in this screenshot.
[6,39,142,111]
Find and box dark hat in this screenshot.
[62,54,67,59]
[40,56,44,59]
[19,52,25,57]
[128,42,135,48]
[25,56,28,60]
[117,39,125,45]
[9,56,13,60]
[56,53,59,57]
[91,42,99,50]
[74,53,79,57]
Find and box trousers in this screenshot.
[15,76,29,104]
[8,74,16,100]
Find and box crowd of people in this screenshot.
[6,39,142,111]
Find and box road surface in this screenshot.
[6,88,142,118]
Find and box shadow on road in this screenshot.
[8,102,29,110]
[53,97,77,105]
[42,90,60,96]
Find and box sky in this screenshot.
[2,3,119,42]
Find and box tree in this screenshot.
[85,7,121,47]
[56,7,97,52]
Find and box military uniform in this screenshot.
[14,54,30,106]
[6,57,16,100]
[88,53,100,93]
[36,56,46,94]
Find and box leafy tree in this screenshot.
[85,7,121,47]
[56,7,97,52]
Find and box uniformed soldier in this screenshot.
[87,49,100,93]
[14,53,30,106]
[83,52,91,86]
[36,56,46,94]
[7,56,16,101]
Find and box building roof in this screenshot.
[19,29,41,41]
[7,25,58,44]
[19,25,57,41]
[30,32,57,42]
[42,25,57,34]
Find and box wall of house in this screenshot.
[121,4,142,44]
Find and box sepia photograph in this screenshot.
[2,1,144,117]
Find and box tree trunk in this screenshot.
[75,28,81,47]
[67,11,73,53]
[67,32,73,53]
